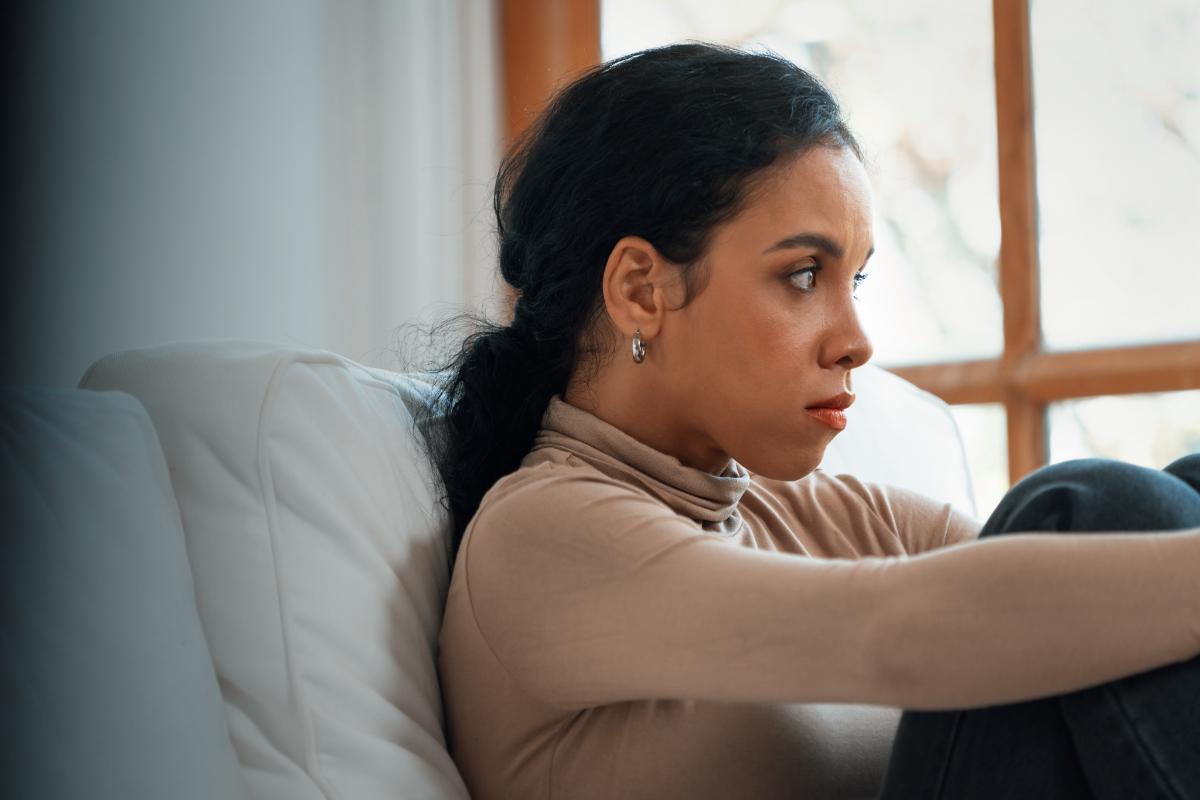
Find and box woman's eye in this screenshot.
[788,267,818,292]
[788,265,871,297]
[852,270,871,299]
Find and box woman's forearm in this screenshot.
[873,527,1200,711]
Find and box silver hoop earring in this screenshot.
[631,328,646,364]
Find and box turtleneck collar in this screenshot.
[528,394,750,536]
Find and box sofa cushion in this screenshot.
[80,342,469,800]
[819,363,977,521]
[0,387,249,800]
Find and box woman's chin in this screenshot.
[739,445,826,482]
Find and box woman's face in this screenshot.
[661,145,875,479]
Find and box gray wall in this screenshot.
[8,0,502,388]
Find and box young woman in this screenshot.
[423,42,1200,799]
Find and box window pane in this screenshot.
[949,403,1009,522]
[601,0,1004,366]
[1048,390,1200,469]
[1031,0,1200,351]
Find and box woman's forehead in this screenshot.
[714,148,874,251]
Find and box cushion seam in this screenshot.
[255,352,342,800]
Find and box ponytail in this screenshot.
[415,317,576,554]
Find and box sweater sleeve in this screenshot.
[843,476,983,552]
[464,469,1200,712]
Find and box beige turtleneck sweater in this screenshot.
[436,395,1200,799]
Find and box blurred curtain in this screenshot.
[7,0,502,387]
[330,0,504,366]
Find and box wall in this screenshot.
[7,0,502,387]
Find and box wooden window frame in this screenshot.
[500,0,1200,483]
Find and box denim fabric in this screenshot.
[878,453,1200,800]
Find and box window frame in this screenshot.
[500,0,1200,483]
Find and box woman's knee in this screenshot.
[1163,452,1200,495]
[979,457,1200,538]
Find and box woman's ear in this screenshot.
[600,235,681,339]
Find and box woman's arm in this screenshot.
[873,527,1200,710]
[465,473,1200,711]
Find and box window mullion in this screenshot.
[993,0,1046,483]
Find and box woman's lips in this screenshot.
[804,407,848,431]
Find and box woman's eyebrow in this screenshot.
[762,232,875,263]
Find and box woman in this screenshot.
[423,43,1200,799]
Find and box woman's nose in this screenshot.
[829,300,874,369]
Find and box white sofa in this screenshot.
[1,340,977,800]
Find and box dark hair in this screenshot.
[414,42,861,556]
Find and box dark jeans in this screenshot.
[878,453,1200,800]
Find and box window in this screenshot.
[501,0,1200,517]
